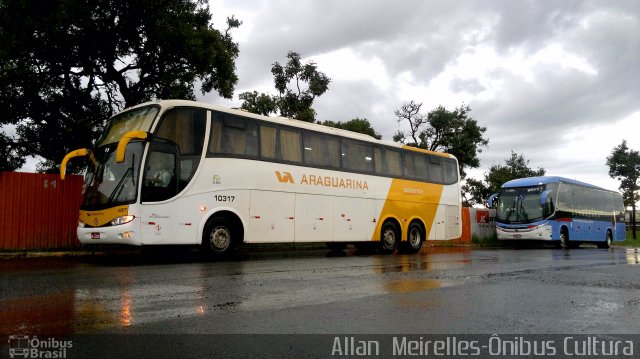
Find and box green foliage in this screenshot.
[463,151,545,207]
[393,101,488,178]
[606,140,640,239]
[320,118,382,139]
[240,51,330,122]
[0,132,25,172]
[238,91,278,117]
[0,0,240,172]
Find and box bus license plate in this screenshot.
[91,233,101,239]
[513,234,522,239]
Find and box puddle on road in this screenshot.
[0,291,76,335]
[1,267,216,334]
[374,251,473,274]
[626,248,640,265]
[381,278,464,309]
[383,279,441,293]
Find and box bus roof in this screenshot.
[501,176,609,191]
[125,99,457,159]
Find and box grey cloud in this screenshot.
[208,0,640,186]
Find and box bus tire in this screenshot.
[400,222,424,253]
[379,221,399,254]
[597,231,612,249]
[560,228,569,249]
[202,217,242,257]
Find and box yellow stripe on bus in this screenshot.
[372,179,444,241]
[401,145,451,158]
[80,205,129,227]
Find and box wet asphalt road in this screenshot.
[1,245,639,357]
[2,245,640,335]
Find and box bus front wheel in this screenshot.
[202,217,242,257]
[597,231,612,249]
[379,221,399,254]
[560,229,570,249]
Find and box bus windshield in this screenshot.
[496,185,545,224]
[98,105,159,146]
[82,142,144,208]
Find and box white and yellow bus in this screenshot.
[61,100,461,256]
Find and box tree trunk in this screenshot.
[632,201,637,240]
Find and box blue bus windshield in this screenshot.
[496,185,545,224]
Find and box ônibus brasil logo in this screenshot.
[8,335,73,359]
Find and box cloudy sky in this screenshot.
[202,0,640,192]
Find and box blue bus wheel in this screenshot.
[560,230,569,249]
[597,231,612,249]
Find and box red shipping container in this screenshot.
[0,172,83,250]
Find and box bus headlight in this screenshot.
[110,215,136,226]
[78,220,86,228]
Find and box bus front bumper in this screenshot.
[496,223,553,240]
[78,219,142,246]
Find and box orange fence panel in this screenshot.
[461,207,471,243]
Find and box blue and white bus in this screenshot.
[491,176,626,248]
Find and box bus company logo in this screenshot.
[8,335,73,358]
[274,171,369,190]
[212,175,222,185]
[274,171,295,184]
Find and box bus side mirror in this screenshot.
[487,193,498,208]
[540,190,551,206]
[60,148,95,180]
[540,190,555,216]
[116,131,151,163]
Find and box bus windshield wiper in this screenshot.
[109,167,133,203]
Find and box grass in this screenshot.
[615,230,640,247]
[471,234,506,247]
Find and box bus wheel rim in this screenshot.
[409,227,421,248]
[210,226,231,251]
[383,229,396,248]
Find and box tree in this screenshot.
[606,140,640,239]
[463,151,546,207]
[393,101,488,178]
[0,132,25,172]
[320,118,382,139]
[0,0,241,173]
[240,51,330,122]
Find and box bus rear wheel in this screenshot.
[202,217,242,257]
[379,221,399,254]
[399,222,424,253]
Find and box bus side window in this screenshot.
[544,193,555,217]
[403,152,417,178]
[209,113,258,158]
[427,155,443,183]
[303,131,340,168]
[260,125,302,163]
[341,140,373,173]
[442,158,458,184]
[557,183,573,212]
[154,108,206,190]
[280,128,302,162]
[375,147,402,177]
